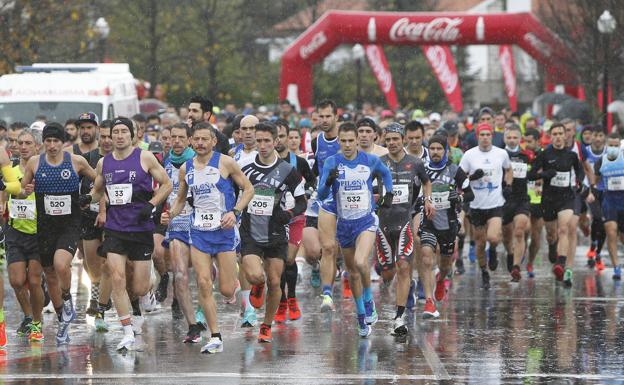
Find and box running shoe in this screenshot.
[142,291,160,313]
[342,271,352,298]
[241,307,257,328]
[132,315,144,335]
[274,301,288,323]
[488,247,498,271]
[563,268,573,288]
[17,316,33,337]
[155,272,169,302]
[422,298,440,319]
[249,283,265,309]
[552,263,564,281]
[258,324,272,343]
[481,270,491,290]
[224,281,240,304]
[171,298,183,320]
[468,243,476,263]
[86,299,99,317]
[195,307,208,330]
[391,314,408,336]
[116,334,135,352]
[320,294,334,312]
[614,266,622,281]
[61,297,76,323]
[183,324,202,343]
[95,312,109,332]
[29,322,44,342]
[416,279,425,300]
[527,263,535,278]
[364,300,378,325]
[201,337,223,354]
[0,321,6,348]
[358,315,371,338]
[56,321,70,345]
[596,258,605,271]
[455,258,465,275]
[434,278,446,302]
[587,249,596,268]
[511,265,521,282]
[288,298,301,321]
[310,263,321,288]
[406,279,416,311]
[548,243,558,264]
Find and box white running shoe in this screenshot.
[200,337,223,354]
[132,315,144,335]
[141,291,160,313]
[117,334,135,352]
[391,314,408,336]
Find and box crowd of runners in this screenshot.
[0,97,621,354]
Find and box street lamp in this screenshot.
[597,10,616,131]
[352,44,365,110]
[94,17,110,63]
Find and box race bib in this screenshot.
[482,168,496,183]
[44,195,71,216]
[341,190,369,211]
[608,176,624,191]
[179,202,192,216]
[511,162,527,179]
[248,195,274,216]
[392,184,409,204]
[432,191,450,210]
[9,199,35,220]
[551,171,570,187]
[193,209,222,229]
[106,184,133,205]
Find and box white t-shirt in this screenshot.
[459,146,511,209]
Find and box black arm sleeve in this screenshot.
[298,157,316,190]
[311,137,319,177]
[527,150,543,181]
[594,157,603,177]
[573,154,584,187]
[455,167,474,203]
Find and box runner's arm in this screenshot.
[316,156,336,201]
[88,158,106,202]
[0,148,20,195]
[74,154,97,181]
[225,156,253,211]
[144,151,173,206]
[169,163,188,219]
[455,168,474,203]
[372,156,393,194]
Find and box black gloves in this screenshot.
[448,190,462,204]
[275,208,293,225]
[540,169,557,180]
[326,168,339,187]
[0,179,5,191]
[79,194,93,207]
[503,184,513,200]
[138,202,155,222]
[186,195,194,208]
[578,185,590,199]
[469,169,484,181]
[379,192,394,209]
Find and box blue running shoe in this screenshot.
[416,279,425,300]
[358,315,371,338]
[614,266,622,281]
[241,307,257,328]
[56,321,70,345]
[406,279,416,311]
[61,297,76,323]
[364,300,378,325]
[310,263,321,288]
[195,307,208,330]
[468,243,476,263]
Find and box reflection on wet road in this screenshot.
[2,245,624,384]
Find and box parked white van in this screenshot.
[0,63,139,125]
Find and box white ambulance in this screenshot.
[0,63,139,125]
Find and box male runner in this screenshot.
[70,112,99,156]
[501,124,531,282]
[376,123,432,335]
[459,123,513,289]
[584,126,607,270]
[165,122,253,353]
[318,122,393,338]
[524,129,543,277]
[21,123,97,345]
[240,122,306,343]
[83,117,172,351]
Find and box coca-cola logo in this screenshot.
[499,47,516,97]
[424,46,458,94]
[524,33,551,58]
[365,45,393,93]
[390,17,462,42]
[300,31,327,60]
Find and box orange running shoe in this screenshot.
[587,249,596,268]
[0,321,6,348]
[288,298,301,321]
[249,283,265,309]
[434,279,446,302]
[596,258,605,271]
[258,323,272,343]
[342,272,352,299]
[28,322,44,343]
[422,298,439,319]
[553,264,564,281]
[274,301,287,323]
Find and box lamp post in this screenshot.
[94,17,110,63]
[352,44,365,111]
[597,10,616,131]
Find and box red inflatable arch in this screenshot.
[279,10,576,109]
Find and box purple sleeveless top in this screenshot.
[102,148,154,232]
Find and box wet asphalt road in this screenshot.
[2,244,624,384]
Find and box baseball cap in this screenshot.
[338,112,353,122]
[381,110,394,119]
[442,120,459,135]
[299,118,312,129]
[411,109,425,121]
[148,141,164,153]
[30,121,45,132]
[76,112,99,126]
[146,124,161,133]
[429,112,441,122]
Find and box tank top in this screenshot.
[165,158,192,233]
[34,152,80,224]
[600,152,624,210]
[186,152,235,232]
[315,132,340,178]
[102,148,154,232]
[8,165,36,234]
